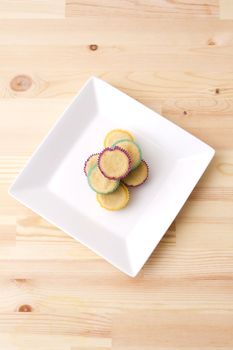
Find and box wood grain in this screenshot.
[66,0,219,18]
[220,0,233,20]
[0,0,65,19]
[113,310,233,349]
[0,0,233,349]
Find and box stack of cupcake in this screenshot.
[84,129,149,210]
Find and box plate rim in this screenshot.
[8,76,215,277]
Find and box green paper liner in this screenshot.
[88,164,119,194]
[104,129,134,147]
[84,153,99,176]
[112,139,142,170]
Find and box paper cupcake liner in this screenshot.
[112,139,142,170]
[87,164,120,194]
[104,129,134,148]
[122,160,149,187]
[84,153,99,176]
[98,146,132,180]
[96,183,130,211]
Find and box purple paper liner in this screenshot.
[122,160,149,187]
[84,153,99,176]
[98,146,132,180]
[111,139,142,170]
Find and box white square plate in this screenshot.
[9,77,215,277]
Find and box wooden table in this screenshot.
[0,1,233,349]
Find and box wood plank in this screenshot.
[220,0,233,20]
[66,0,219,18]
[1,233,233,278]
[0,333,111,350]
[1,45,233,73]
[0,100,67,156]
[0,274,232,311]
[113,310,233,349]
[0,0,65,19]
[1,18,233,46]
[2,71,233,100]
[0,313,111,336]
